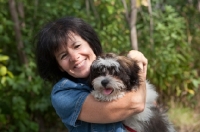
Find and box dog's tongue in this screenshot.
[103,88,113,95]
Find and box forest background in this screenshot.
[0,0,200,132]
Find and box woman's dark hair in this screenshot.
[35,17,103,83]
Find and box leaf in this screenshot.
[177,54,186,62]
[107,5,114,14]
[192,79,200,88]
[7,71,14,78]
[1,76,6,86]
[141,0,148,7]
[0,55,9,61]
[187,89,195,95]
[0,66,7,76]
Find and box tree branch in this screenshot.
[85,0,90,16]
[129,0,138,50]
[8,0,28,66]
[89,0,100,20]
[17,1,25,28]
[147,0,154,49]
[121,0,129,22]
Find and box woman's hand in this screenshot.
[127,50,148,77]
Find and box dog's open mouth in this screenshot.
[103,88,114,95]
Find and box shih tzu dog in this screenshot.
[89,53,176,132]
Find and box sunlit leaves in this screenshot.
[0,66,6,76]
[0,0,200,131]
[138,3,200,105]
[91,0,131,54]
[136,0,149,7]
[0,53,14,87]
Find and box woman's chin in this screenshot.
[72,71,90,78]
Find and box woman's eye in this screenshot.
[74,44,80,49]
[61,54,67,59]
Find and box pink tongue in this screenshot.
[103,88,113,95]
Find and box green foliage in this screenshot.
[0,52,13,87]
[89,0,131,54]
[0,60,64,131]
[168,103,200,131]
[0,0,200,131]
[1,63,44,131]
[0,1,65,131]
[138,3,200,105]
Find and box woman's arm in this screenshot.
[78,50,147,123]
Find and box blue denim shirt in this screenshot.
[51,78,125,132]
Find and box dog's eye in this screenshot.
[102,67,106,73]
[98,66,106,73]
[107,66,116,75]
[96,68,102,74]
[112,69,116,75]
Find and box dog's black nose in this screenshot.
[101,79,109,87]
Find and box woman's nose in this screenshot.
[69,51,79,62]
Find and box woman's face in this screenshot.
[55,33,96,78]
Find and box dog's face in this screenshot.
[89,53,141,99]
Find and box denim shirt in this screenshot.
[51,78,125,132]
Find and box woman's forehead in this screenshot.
[53,33,82,55]
[53,32,76,51]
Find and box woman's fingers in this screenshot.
[127,50,148,77]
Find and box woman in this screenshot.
[36,17,147,132]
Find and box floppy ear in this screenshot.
[88,61,98,87]
[129,60,141,87]
[117,56,141,90]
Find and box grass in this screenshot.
[168,103,200,132]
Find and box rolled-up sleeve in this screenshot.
[51,78,90,127]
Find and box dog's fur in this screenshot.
[89,53,176,132]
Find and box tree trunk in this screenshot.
[129,0,138,50]
[89,0,100,20]
[122,0,138,50]
[8,0,28,66]
[147,0,154,49]
[85,0,90,16]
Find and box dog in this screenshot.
[89,53,176,132]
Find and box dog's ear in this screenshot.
[88,60,99,88]
[117,56,141,90]
[129,60,141,87]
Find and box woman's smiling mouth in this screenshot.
[74,59,86,69]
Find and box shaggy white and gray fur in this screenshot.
[89,53,176,132]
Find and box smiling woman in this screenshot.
[54,33,96,78]
[35,16,148,132]
[36,17,102,82]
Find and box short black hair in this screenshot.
[35,17,103,83]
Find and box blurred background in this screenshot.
[0,0,200,132]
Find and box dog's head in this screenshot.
[89,53,141,98]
